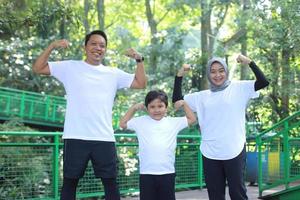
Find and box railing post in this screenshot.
[283,121,290,190]
[45,96,50,121]
[6,96,11,113]
[53,134,60,199]
[256,136,263,197]
[20,92,25,117]
[198,137,203,188]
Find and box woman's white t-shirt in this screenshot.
[127,115,188,175]
[49,60,134,141]
[184,81,259,160]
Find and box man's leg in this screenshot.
[91,141,120,200]
[60,177,79,200]
[61,139,90,200]
[101,177,120,200]
[224,146,248,200]
[202,155,226,200]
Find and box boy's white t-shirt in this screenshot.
[127,115,188,175]
[184,81,259,160]
[49,60,134,141]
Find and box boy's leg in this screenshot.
[224,146,248,200]
[139,174,157,200]
[202,155,226,200]
[91,141,120,199]
[156,173,176,200]
[61,139,91,199]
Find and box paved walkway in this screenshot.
[122,184,261,200]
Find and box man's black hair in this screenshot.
[85,30,107,46]
[145,90,168,108]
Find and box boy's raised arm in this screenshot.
[119,103,144,129]
[174,100,196,126]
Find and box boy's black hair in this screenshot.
[85,30,107,46]
[145,90,168,108]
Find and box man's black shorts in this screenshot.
[63,139,118,179]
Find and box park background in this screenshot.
[0,0,299,199]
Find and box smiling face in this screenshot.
[84,34,106,65]
[146,98,168,121]
[209,62,227,86]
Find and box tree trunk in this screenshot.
[268,52,281,119]
[97,0,105,31]
[83,0,90,34]
[240,0,249,80]
[198,0,210,90]
[145,0,159,77]
[281,49,290,117]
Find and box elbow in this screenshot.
[140,77,148,88]
[135,77,148,89]
[119,121,127,130]
[32,61,50,75]
[138,82,147,89]
[265,80,270,87]
[188,118,197,126]
[190,117,197,126]
[172,97,176,103]
[261,79,270,89]
[32,62,39,74]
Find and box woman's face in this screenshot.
[209,62,227,86]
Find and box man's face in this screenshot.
[84,34,106,65]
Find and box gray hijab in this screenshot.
[207,57,231,92]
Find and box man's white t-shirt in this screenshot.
[127,115,188,175]
[49,60,134,141]
[184,81,259,160]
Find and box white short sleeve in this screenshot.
[239,80,259,100]
[184,92,200,112]
[127,117,138,131]
[48,60,70,83]
[115,68,135,89]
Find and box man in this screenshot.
[32,30,147,200]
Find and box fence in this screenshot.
[256,111,300,197]
[0,131,202,200]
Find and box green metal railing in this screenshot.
[0,130,203,200]
[256,110,300,197]
[0,87,66,128]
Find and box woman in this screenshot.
[172,55,269,200]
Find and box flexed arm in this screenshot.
[174,100,196,126]
[32,39,69,75]
[236,54,269,91]
[172,64,191,103]
[119,103,145,129]
[125,48,147,89]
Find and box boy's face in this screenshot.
[146,98,167,121]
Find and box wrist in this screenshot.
[136,56,144,63]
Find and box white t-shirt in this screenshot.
[184,81,259,160]
[49,60,134,141]
[127,115,188,175]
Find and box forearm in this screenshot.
[119,106,137,129]
[131,62,147,89]
[172,76,184,103]
[249,61,269,91]
[32,44,54,75]
[182,101,196,126]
